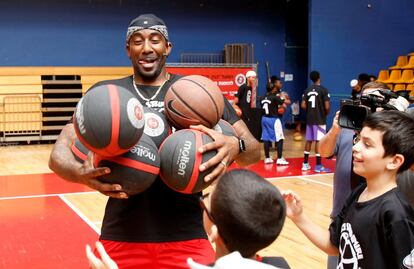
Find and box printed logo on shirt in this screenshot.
[246,90,251,103]
[144,100,164,112]
[403,249,414,269]
[338,223,364,268]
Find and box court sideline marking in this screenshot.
[58,194,101,235]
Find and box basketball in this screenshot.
[93,134,160,196]
[73,84,145,157]
[164,75,225,129]
[159,129,217,194]
[71,139,89,162]
[213,119,237,137]
[143,107,171,148]
[293,132,303,141]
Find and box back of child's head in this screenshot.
[211,169,286,258]
[309,70,320,83]
[363,110,414,173]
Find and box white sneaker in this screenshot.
[264,158,274,164]
[276,158,289,165]
[302,163,311,171]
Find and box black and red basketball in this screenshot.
[213,119,237,137]
[93,134,160,196]
[164,75,225,129]
[71,139,89,162]
[73,84,145,157]
[159,129,217,194]
[143,107,171,148]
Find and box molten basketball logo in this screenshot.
[75,98,86,134]
[127,98,145,129]
[130,144,156,162]
[177,140,192,176]
[144,112,165,137]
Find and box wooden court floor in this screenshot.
[0,130,334,269]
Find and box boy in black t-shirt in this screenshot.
[283,111,414,269]
[301,70,331,172]
[260,77,290,166]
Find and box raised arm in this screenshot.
[319,111,341,157]
[49,123,127,199]
[283,190,339,256]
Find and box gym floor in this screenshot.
[0,130,335,269]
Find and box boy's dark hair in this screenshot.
[363,111,414,173]
[266,76,281,92]
[211,169,286,258]
[358,73,370,84]
[309,71,320,83]
[270,76,280,83]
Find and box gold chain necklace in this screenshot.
[132,74,168,102]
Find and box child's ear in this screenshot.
[386,154,405,171]
[209,225,219,244]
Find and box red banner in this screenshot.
[166,66,254,102]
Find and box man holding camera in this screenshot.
[319,81,414,269]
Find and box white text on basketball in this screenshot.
[177,140,192,176]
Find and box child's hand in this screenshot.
[282,190,304,221]
[86,242,119,269]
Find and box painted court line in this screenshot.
[296,176,333,187]
[0,191,98,201]
[266,173,333,182]
[58,194,101,235]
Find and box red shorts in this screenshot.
[98,239,215,269]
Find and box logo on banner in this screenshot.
[235,73,246,86]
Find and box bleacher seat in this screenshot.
[393,84,406,91]
[389,56,408,70]
[377,70,389,82]
[402,56,414,70]
[407,84,414,97]
[395,69,414,84]
[382,70,401,84]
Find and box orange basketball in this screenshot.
[164,75,225,129]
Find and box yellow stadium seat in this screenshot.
[377,70,389,82]
[387,84,394,90]
[395,69,414,84]
[389,56,408,70]
[382,70,401,83]
[402,56,414,69]
[407,84,414,98]
[409,52,414,57]
[393,84,406,91]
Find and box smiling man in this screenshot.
[49,14,260,269]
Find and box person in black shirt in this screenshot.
[301,71,331,172]
[260,77,289,165]
[283,111,414,269]
[234,70,257,124]
[50,14,260,269]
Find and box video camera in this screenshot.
[338,89,399,130]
